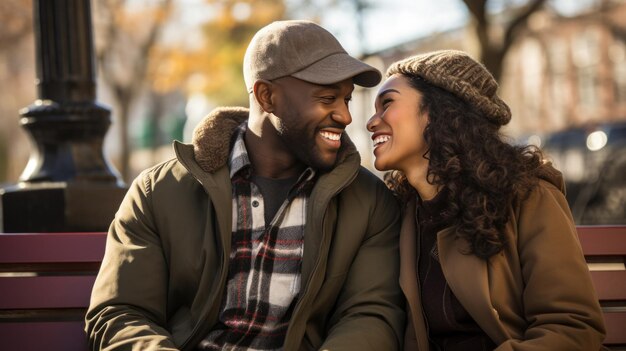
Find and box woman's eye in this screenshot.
[382,99,392,109]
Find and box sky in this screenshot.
[312,0,468,55]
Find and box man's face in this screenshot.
[269,77,354,171]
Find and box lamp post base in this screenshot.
[0,181,126,232]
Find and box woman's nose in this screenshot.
[366,113,379,132]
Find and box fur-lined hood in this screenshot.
[190,106,360,174]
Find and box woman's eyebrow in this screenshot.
[377,88,400,100]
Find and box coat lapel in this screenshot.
[398,201,429,351]
[437,229,510,345]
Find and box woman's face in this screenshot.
[366,74,430,173]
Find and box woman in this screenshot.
[366,50,606,351]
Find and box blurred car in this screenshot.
[538,121,626,225]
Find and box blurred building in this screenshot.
[502,1,626,137]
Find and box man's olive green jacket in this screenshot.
[86,107,404,351]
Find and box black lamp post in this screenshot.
[0,0,127,232]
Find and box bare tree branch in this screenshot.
[502,0,547,54]
[462,0,487,25]
[461,0,547,81]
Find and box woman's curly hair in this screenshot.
[385,74,545,259]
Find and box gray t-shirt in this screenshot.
[251,174,300,225]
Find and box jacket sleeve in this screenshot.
[319,183,405,351]
[85,171,179,351]
[496,181,605,351]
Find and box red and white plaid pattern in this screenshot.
[198,125,315,350]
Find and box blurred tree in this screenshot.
[462,0,547,81]
[0,0,32,47]
[144,0,287,120]
[183,0,286,106]
[0,0,33,183]
[201,0,285,105]
[93,0,173,181]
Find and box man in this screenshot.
[86,20,403,351]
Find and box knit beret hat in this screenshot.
[386,50,511,126]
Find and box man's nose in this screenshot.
[333,104,352,126]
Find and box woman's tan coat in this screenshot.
[400,168,606,351]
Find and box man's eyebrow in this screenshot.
[313,84,354,94]
[377,88,400,99]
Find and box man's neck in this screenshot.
[244,118,306,179]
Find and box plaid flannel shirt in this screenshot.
[198,124,315,350]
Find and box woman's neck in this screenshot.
[404,164,439,201]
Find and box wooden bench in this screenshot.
[0,232,107,351]
[577,225,626,350]
[0,227,624,350]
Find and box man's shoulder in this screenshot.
[352,166,387,187]
[335,166,400,232]
[135,157,195,191]
[341,166,395,201]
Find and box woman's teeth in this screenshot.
[373,135,390,147]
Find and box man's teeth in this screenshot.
[374,135,390,146]
[320,131,341,141]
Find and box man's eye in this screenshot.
[321,96,336,103]
[344,96,352,105]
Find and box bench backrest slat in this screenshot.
[577,226,626,256]
[0,232,106,351]
[0,232,107,264]
[0,276,97,310]
[576,226,626,348]
[603,312,626,346]
[0,321,88,351]
[589,270,626,302]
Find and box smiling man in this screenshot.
[86,20,404,351]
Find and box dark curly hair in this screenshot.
[385,74,545,259]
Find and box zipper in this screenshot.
[282,166,359,349]
[178,169,230,350]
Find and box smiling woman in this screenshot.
[368,76,430,191]
[367,50,607,351]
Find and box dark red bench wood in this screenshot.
[0,232,107,351]
[0,227,624,350]
[577,225,626,349]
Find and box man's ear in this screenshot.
[253,80,274,113]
